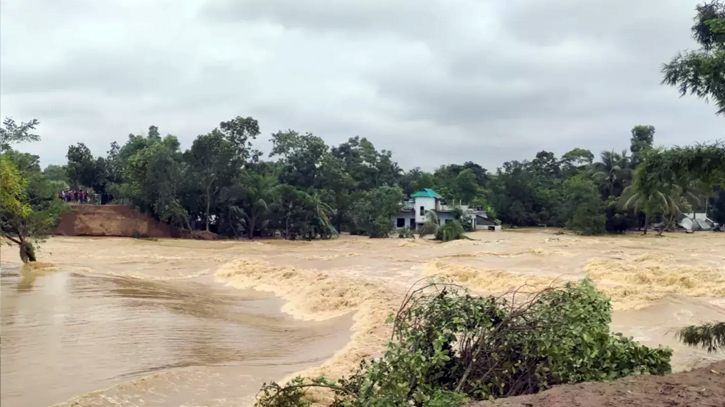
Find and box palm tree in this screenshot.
[307,191,338,239]
[620,174,694,235]
[229,174,277,239]
[590,150,631,198]
[677,322,725,353]
[417,210,440,238]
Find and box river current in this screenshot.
[0,266,351,407]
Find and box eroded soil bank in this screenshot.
[472,360,725,407]
[1,229,723,406]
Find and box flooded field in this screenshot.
[1,229,724,406]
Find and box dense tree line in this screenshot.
[3,115,723,247]
[44,119,725,239]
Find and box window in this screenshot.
[420,206,425,216]
[397,218,405,227]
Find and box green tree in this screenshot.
[1,155,31,220]
[591,150,631,198]
[630,125,655,167]
[272,185,312,239]
[124,141,188,226]
[562,176,606,235]
[332,136,401,191]
[185,130,240,231]
[227,174,278,239]
[270,130,329,189]
[352,186,404,238]
[307,191,337,239]
[562,148,594,167]
[662,1,725,115]
[1,120,66,263]
[412,171,437,193]
[1,151,66,263]
[488,160,563,227]
[453,169,480,203]
[219,116,261,161]
[561,148,594,177]
[531,150,561,179]
[66,143,108,192]
[43,164,69,191]
[0,117,40,151]
[621,164,693,235]
[318,154,356,232]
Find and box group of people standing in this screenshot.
[59,190,94,204]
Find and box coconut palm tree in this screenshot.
[677,322,725,353]
[417,210,440,238]
[620,175,695,235]
[590,150,632,198]
[307,191,338,239]
[228,174,278,239]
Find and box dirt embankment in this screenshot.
[54,204,179,238]
[472,361,725,407]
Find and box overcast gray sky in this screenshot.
[1,0,722,171]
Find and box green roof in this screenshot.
[410,189,443,199]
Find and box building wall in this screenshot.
[392,212,417,229]
[414,196,437,223]
[437,212,457,225]
[475,215,494,229]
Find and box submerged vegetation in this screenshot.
[255,279,672,407]
[677,322,725,353]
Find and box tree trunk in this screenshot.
[228,210,239,239]
[285,216,291,240]
[335,212,343,234]
[205,189,211,232]
[248,217,256,239]
[19,241,36,263]
[205,179,215,232]
[643,213,649,235]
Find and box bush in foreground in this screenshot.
[255,278,672,407]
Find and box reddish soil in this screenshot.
[472,361,725,407]
[54,204,179,238]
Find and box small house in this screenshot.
[392,188,496,231]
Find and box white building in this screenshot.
[392,189,496,231]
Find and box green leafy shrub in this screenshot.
[255,278,671,407]
[435,220,466,241]
[397,227,415,238]
[417,221,439,238]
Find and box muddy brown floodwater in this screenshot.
[1,230,724,406]
[0,267,351,407]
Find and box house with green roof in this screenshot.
[393,189,495,231]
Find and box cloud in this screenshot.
[1,0,721,172]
